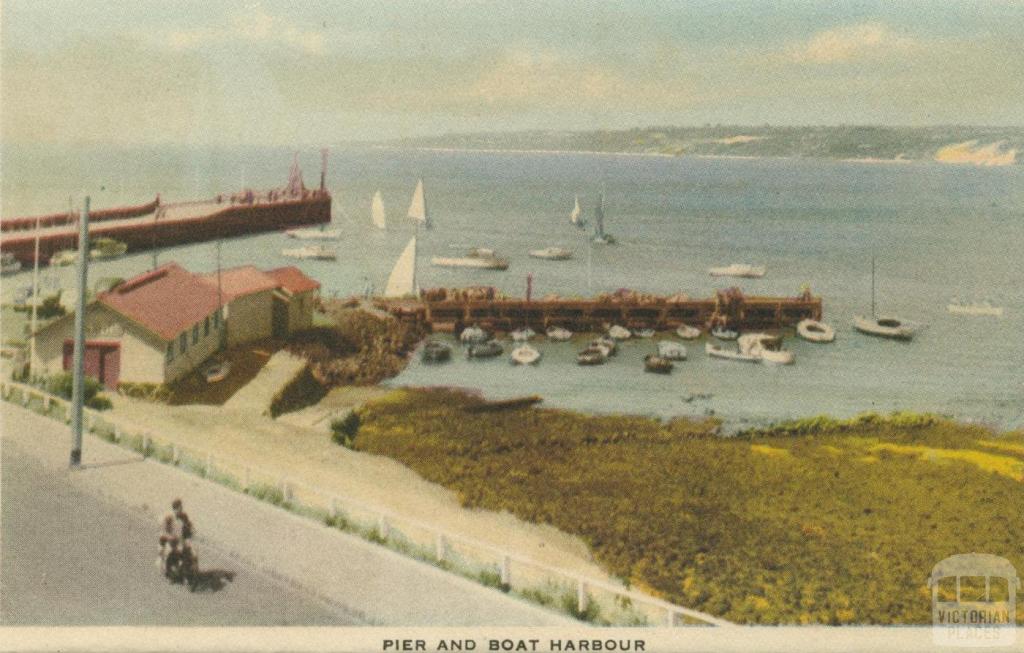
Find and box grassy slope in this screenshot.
[353,388,1024,625]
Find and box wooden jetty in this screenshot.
[374,286,823,334]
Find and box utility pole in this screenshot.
[28,214,41,378]
[70,197,90,468]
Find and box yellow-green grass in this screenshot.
[353,388,1024,625]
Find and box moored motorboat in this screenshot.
[634,328,656,339]
[49,250,77,266]
[421,340,452,363]
[511,327,536,342]
[608,325,631,340]
[738,333,795,365]
[711,326,739,340]
[947,301,1004,317]
[460,325,489,344]
[510,344,541,365]
[589,338,616,357]
[282,245,337,260]
[644,354,674,374]
[529,247,573,260]
[431,248,509,270]
[853,315,915,341]
[285,227,341,240]
[708,263,766,278]
[546,326,573,341]
[706,341,759,363]
[657,341,687,361]
[467,340,503,359]
[796,319,836,343]
[576,346,607,366]
[675,324,701,340]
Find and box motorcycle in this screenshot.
[158,541,199,591]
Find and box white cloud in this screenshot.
[787,23,917,64]
[166,8,324,55]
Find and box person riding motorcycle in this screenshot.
[159,499,198,589]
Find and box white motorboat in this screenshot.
[708,263,766,278]
[49,250,77,266]
[1,253,22,275]
[460,325,489,344]
[528,247,573,260]
[854,315,915,341]
[421,340,452,363]
[608,325,631,340]
[589,338,616,357]
[675,324,701,340]
[657,341,687,361]
[285,227,341,240]
[510,344,541,365]
[546,326,573,341]
[738,333,795,365]
[431,248,509,270]
[711,326,739,340]
[705,341,759,363]
[511,327,536,342]
[634,328,656,339]
[467,340,503,359]
[644,354,674,374]
[371,190,387,230]
[796,319,836,343]
[947,301,1004,317]
[282,245,337,260]
[576,345,606,365]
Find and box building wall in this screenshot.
[225,289,273,346]
[286,289,317,333]
[164,308,222,384]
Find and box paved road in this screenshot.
[1,438,363,625]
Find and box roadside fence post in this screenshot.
[172,445,180,464]
[666,609,676,627]
[243,467,251,490]
[329,497,338,519]
[377,515,389,540]
[113,425,121,442]
[142,434,151,457]
[280,479,292,503]
[577,579,589,615]
[500,554,512,586]
[205,453,213,477]
[435,534,446,562]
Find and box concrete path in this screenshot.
[0,404,577,626]
[222,350,307,415]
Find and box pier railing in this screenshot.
[0,379,730,628]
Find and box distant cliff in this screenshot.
[386,125,1023,165]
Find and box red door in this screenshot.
[63,340,121,389]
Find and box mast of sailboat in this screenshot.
[871,255,876,318]
[320,148,328,192]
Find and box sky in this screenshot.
[2,0,1022,146]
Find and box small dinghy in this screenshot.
[853,315,915,341]
[657,341,687,361]
[796,319,836,343]
[421,340,452,363]
[510,344,542,365]
[634,328,656,339]
[608,325,631,340]
[675,324,701,340]
[946,301,1003,317]
[711,326,739,341]
[738,333,795,365]
[204,361,231,383]
[576,346,607,366]
[282,245,337,260]
[546,326,573,341]
[432,248,509,270]
[467,340,503,359]
[529,247,573,261]
[460,325,489,344]
[285,227,341,240]
[511,327,536,342]
[644,354,674,374]
[706,341,759,363]
[591,337,617,356]
[708,263,766,278]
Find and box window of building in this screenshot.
[180,332,188,354]
[204,316,210,337]
[167,343,174,362]
[214,310,221,328]
[192,324,199,345]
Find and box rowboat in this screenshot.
[706,342,759,363]
[675,324,701,340]
[510,344,542,365]
[546,326,573,341]
[796,319,836,343]
[657,341,687,360]
[644,355,674,374]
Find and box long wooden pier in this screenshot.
[374,286,823,334]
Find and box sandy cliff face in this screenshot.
[934,140,1018,166]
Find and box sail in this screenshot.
[570,195,584,228]
[593,192,605,239]
[384,237,417,297]
[407,179,430,229]
[371,190,386,229]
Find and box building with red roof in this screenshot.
[31,262,320,387]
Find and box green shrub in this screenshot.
[118,382,171,402]
[246,482,287,507]
[330,411,361,447]
[46,372,102,403]
[86,394,112,411]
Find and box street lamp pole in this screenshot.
[70,197,90,468]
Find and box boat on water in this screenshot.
[854,257,915,341]
[49,250,78,267]
[546,326,573,341]
[738,333,795,365]
[383,236,418,298]
[511,327,536,342]
[460,325,490,344]
[407,179,431,229]
[282,245,337,260]
[708,263,766,278]
[796,319,836,343]
[285,227,341,240]
[634,328,656,339]
[467,340,503,359]
[644,354,674,374]
[371,190,387,230]
[570,195,586,229]
[576,345,607,366]
[1,253,22,275]
[608,325,631,340]
[529,247,573,261]
[711,326,739,340]
[657,341,688,361]
[947,301,1004,317]
[589,338,616,357]
[431,248,509,270]
[706,341,759,363]
[421,340,452,363]
[204,361,231,383]
[89,237,128,260]
[510,344,541,365]
[676,324,701,340]
[591,191,616,244]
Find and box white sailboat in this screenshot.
[592,191,615,244]
[570,195,586,228]
[384,237,418,298]
[407,179,430,229]
[371,190,387,230]
[853,256,916,341]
